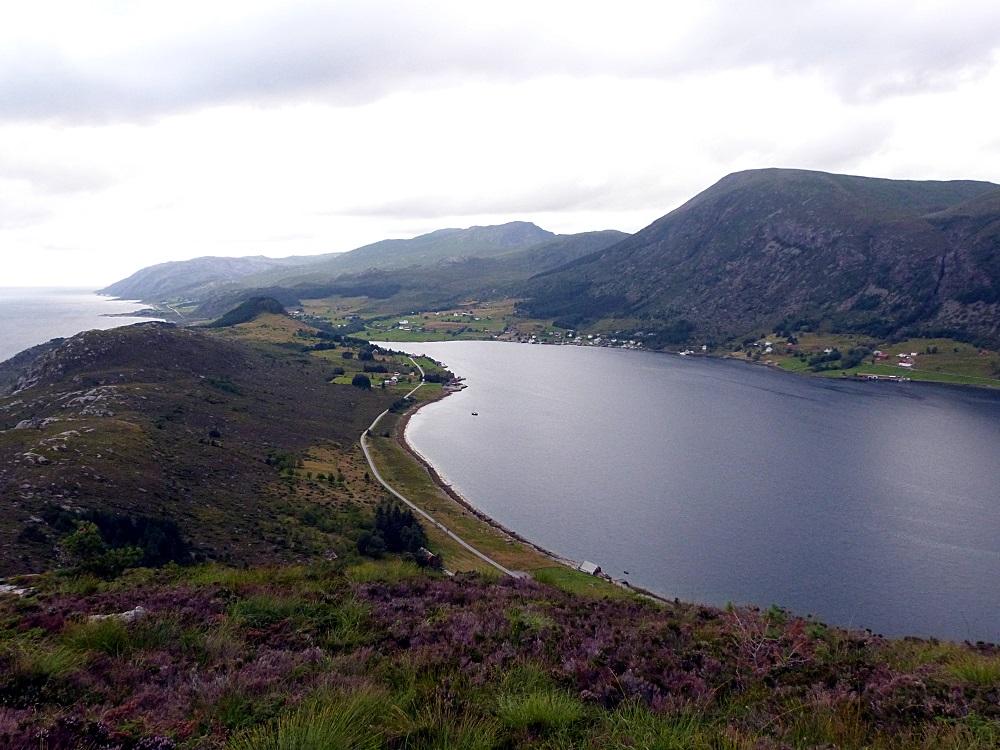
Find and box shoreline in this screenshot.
[372,335,1000,391]
[394,402,577,571]
[386,360,700,607]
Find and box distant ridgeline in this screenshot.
[103,169,1000,347]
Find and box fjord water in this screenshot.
[386,340,1000,641]
[0,288,159,363]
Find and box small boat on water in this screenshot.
[471,412,479,416]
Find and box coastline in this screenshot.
[375,334,1000,391]
[395,402,576,570]
[386,363,685,606]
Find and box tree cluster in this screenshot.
[357,500,430,561]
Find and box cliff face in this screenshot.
[521,169,1000,345]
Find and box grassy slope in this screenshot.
[1,559,998,749]
[755,333,1000,388]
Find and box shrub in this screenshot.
[356,531,386,558]
[351,374,372,390]
[58,521,142,577]
[45,507,190,568]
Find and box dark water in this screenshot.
[0,288,160,363]
[383,340,1000,642]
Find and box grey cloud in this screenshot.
[2,1,998,123]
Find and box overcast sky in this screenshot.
[3,0,1000,287]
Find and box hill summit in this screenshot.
[521,168,1000,346]
[206,296,288,328]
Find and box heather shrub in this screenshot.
[0,642,87,708]
[214,689,285,732]
[226,690,384,750]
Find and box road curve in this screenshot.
[359,356,517,578]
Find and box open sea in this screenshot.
[0,287,160,363]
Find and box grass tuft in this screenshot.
[497,688,585,734]
[947,653,1000,687]
[62,618,132,657]
[226,690,384,750]
[344,559,424,584]
[11,643,87,680]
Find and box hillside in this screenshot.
[205,296,288,327]
[186,229,629,321]
[0,322,395,575]
[520,169,1000,347]
[260,221,556,285]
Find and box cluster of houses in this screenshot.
[508,330,645,350]
[869,349,920,368]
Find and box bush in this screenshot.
[351,374,372,390]
[59,521,142,578]
[43,507,190,568]
[356,531,386,558]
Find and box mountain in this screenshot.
[520,169,1000,346]
[101,222,559,303]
